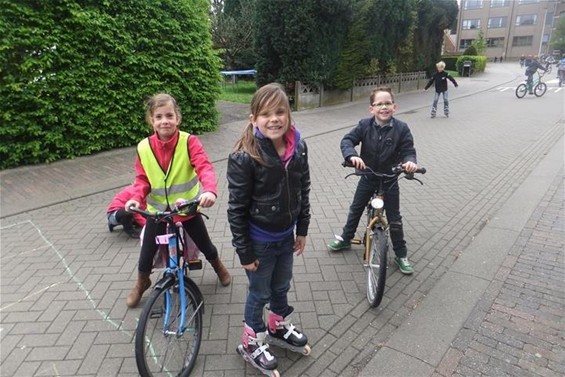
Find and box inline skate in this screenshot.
[266,308,311,356]
[237,322,280,377]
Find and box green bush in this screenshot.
[0,0,221,169]
[456,55,487,75]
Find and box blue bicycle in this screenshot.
[130,200,205,377]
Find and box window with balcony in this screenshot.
[460,39,474,49]
[463,19,481,30]
[512,35,533,47]
[486,37,504,48]
[516,14,537,26]
[463,0,483,10]
[488,17,507,28]
[490,0,509,7]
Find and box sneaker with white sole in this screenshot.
[327,238,351,252]
[395,257,414,275]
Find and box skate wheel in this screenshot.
[303,344,311,356]
[271,370,280,377]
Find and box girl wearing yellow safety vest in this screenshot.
[125,93,231,308]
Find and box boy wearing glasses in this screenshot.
[327,86,419,274]
[424,61,458,118]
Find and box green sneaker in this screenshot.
[395,257,414,275]
[327,239,351,252]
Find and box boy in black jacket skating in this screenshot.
[424,61,458,118]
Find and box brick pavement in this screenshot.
[1,63,564,376]
[436,173,564,377]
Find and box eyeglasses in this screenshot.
[372,102,394,108]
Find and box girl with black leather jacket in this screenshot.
[227,83,311,372]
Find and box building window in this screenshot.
[516,14,537,26]
[545,12,554,26]
[512,35,533,47]
[518,0,539,4]
[488,17,507,28]
[486,37,505,48]
[460,39,474,49]
[463,0,483,10]
[490,0,509,7]
[463,19,481,30]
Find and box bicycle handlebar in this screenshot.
[341,160,426,176]
[128,199,201,222]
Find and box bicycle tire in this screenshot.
[515,83,527,98]
[534,82,547,97]
[135,276,204,377]
[366,227,388,308]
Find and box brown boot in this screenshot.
[210,258,231,286]
[126,271,151,308]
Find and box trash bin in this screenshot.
[462,60,472,77]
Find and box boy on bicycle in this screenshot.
[327,86,419,275]
[525,56,547,94]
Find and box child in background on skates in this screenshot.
[124,93,231,309]
[107,185,146,238]
[227,83,311,371]
[424,61,458,118]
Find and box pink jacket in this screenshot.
[107,186,146,227]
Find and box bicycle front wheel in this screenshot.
[366,227,388,308]
[135,277,204,377]
[534,82,547,97]
[515,83,527,98]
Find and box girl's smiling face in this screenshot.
[150,102,179,141]
[251,101,290,143]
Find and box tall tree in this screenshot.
[254,0,353,87]
[210,0,256,69]
[413,0,459,72]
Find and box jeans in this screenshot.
[431,90,449,115]
[341,176,407,258]
[244,235,294,332]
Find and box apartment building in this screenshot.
[455,0,565,60]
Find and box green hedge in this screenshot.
[0,0,221,169]
[455,55,487,75]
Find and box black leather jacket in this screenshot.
[340,117,417,175]
[227,135,311,265]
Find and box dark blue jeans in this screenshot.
[341,176,407,258]
[244,235,294,333]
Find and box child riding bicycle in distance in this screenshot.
[124,93,231,309]
[327,86,419,275]
[227,83,311,372]
[524,55,547,94]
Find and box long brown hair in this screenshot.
[233,83,292,165]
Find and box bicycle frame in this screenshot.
[131,201,204,336]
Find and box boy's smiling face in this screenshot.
[369,91,397,123]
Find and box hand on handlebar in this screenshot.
[401,161,418,173]
[198,192,216,208]
[349,156,366,170]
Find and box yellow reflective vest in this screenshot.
[137,131,200,212]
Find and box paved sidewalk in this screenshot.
[1,63,563,377]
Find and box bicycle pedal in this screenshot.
[188,259,203,270]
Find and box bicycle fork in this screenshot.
[160,269,204,338]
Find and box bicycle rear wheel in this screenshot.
[366,227,388,308]
[534,82,547,97]
[515,83,527,98]
[135,277,204,377]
